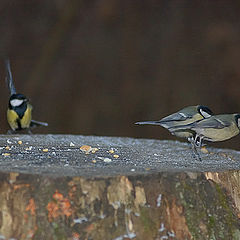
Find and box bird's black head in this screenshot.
[9,93,28,109]
[197,105,213,119]
[234,114,240,129]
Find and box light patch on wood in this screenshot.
[107,176,133,209]
[134,186,146,211]
[165,198,192,239]
[205,171,240,213]
[9,172,19,184]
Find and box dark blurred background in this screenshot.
[0,0,240,149]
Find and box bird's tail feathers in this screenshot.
[30,120,48,128]
[5,59,16,95]
[135,121,162,126]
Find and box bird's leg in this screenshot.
[194,134,204,148]
[199,136,204,147]
[188,137,202,161]
[194,135,199,147]
[27,128,33,135]
[192,142,202,161]
[7,129,15,135]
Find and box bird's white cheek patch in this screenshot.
[10,99,23,107]
[200,109,211,118]
[238,119,240,127]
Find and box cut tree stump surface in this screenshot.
[0,135,239,240]
[0,134,239,177]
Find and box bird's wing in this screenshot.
[5,59,17,95]
[159,111,192,123]
[194,117,231,129]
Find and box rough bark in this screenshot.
[0,135,239,240]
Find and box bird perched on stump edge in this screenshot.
[135,105,213,142]
[170,113,240,148]
[5,59,48,133]
[135,105,214,160]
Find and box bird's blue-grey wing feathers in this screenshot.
[159,111,190,123]
[192,117,231,129]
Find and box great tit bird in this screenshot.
[135,105,213,141]
[172,114,240,147]
[5,59,48,132]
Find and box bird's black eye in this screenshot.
[198,106,213,118]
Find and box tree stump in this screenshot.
[0,134,239,240]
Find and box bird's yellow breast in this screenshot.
[20,105,32,128]
[7,104,32,130]
[7,109,19,130]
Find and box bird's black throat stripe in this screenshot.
[16,118,22,130]
[11,104,27,119]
